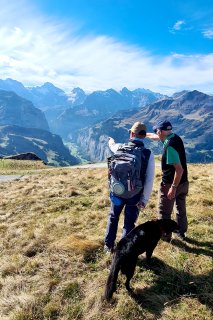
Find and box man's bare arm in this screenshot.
[146,132,160,141]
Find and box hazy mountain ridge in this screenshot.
[0,90,49,131]
[0,79,75,110]
[0,78,165,110]
[0,78,166,139]
[53,87,165,138]
[28,82,69,109]
[0,78,32,101]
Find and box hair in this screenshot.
[131,130,146,138]
[138,130,146,136]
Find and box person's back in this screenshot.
[147,120,189,241]
[104,122,155,253]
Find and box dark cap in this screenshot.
[153,120,172,133]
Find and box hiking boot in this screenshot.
[103,245,114,254]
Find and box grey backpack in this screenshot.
[108,142,151,199]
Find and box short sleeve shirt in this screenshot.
[163,134,181,165]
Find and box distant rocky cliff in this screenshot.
[77,128,111,161]
[76,117,132,161]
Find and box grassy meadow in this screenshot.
[0,160,212,320]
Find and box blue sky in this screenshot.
[36,0,213,55]
[0,0,212,94]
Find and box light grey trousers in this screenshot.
[158,181,189,235]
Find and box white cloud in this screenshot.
[202,29,213,39]
[169,20,187,34]
[173,20,186,31]
[0,1,212,95]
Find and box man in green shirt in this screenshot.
[147,120,189,241]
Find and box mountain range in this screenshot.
[76,90,213,163]
[0,78,166,139]
[55,87,166,139]
[0,78,212,164]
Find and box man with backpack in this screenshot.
[104,122,155,253]
[147,120,189,241]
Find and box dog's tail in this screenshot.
[104,253,121,301]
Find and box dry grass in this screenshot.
[0,163,212,320]
[0,159,48,175]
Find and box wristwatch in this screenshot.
[171,184,177,189]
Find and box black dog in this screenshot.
[104,219,178,300]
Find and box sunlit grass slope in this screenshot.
[0,163,212,320]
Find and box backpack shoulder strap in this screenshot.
[117,142,131,152]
